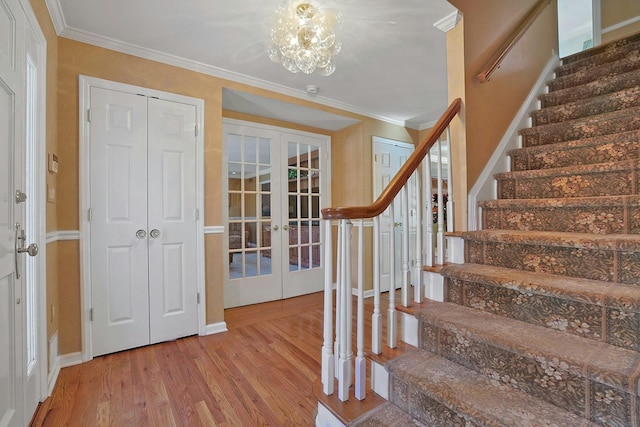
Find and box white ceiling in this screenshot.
[46,0,458,130]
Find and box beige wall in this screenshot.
[32,1,415,354]
[446,0,559,229]
[601,0,640,43]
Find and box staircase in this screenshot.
[351,33,640,427]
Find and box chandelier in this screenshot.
[268,1,343,76]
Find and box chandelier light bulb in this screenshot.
[268,1,341,76]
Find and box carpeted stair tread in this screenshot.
[416,301,640,401]
[496,158,640,199]
[386,349,599,427]
[561,32,640,65]
[348,402,427,427]
[519,105,640,147]
[548,53,640,92]
[531,86,640,126]
[479,195,640,234]
[508,130,640,171]
[463,229,640,251]
[441,263,640,350]
[539,68,640,108]
[555,38,640,77]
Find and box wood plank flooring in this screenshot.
[31,292,326,427]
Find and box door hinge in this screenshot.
[87,109,92,122]
[374,154,378,162]
[88,208,93,222]
[89,308,93,321]
[197,293,201,304]
[195,209,200,221]
[195,124,199,137]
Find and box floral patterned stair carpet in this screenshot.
[352,32,640,427]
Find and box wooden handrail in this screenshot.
[322,98,462,220]
[477,0,551,83]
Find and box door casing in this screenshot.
[78,76,206,361]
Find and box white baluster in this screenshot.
[436,140,445,265]
[338,219,352,401]
[446,127,454,234]
[334,221,341,379]
[401,185,410,307]
[424,152,434,267]
[414,169,424,303]
[372,216,382,354]
[355,219,366,400]
[388,204,397,349]
[322,220,334,395]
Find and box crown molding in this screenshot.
[44,0,67,35]
[433,10,462,33]
[48,6,406,128]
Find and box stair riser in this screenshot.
[510,131,640,171]
[540,70,640,108]
[465,239,640,285]
[445,278,640,352]
[556,40,640,77]
[481,203,639,234]
[497,166,640,200]
[561,32,640,65]
[521,112,640,147]
[549,54,640,92]
[419,322,635,427]
[388,376,478,427]
[532,87,640,126]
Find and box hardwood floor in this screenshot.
[31,292,327,427]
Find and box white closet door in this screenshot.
[0,0,26,424]
[90,87,150,357]
[147,98,198,343]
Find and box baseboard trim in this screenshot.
[60,352,83,368]
[46,357,60,396]
[205,321,228,335]
[47,351,83,395]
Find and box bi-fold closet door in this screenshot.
[89,87,198,357]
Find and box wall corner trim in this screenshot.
[205,322,228,335]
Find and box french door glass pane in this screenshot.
[287,141,322,272]
[229,134,272,279]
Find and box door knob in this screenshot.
[136,229,147,239]
[272,225,279,231]
[283,225,290,231]
[394,222,403,227]
[17,243,39,257]
[150,229,161,239]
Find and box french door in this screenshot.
[88,86,199,356]
[223,120,329,308]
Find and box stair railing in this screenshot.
[320,98,462,401]
[477,0,552,83]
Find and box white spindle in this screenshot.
[338,220,350,401]
[446,127,454,233]
[372,216,382,354]
[355,220,366,400]
[414,169,424,303]
[388,204,397,349]
[436,140,445,264]
[334,221,341,379]
[322,220,334,395]
[401,185,410,307]
[424,152,434,267]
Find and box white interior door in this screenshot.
[90,89,198,356]
[90,88,150,357]
[373,137,414,292]
[147,98,198,343]
[224,123,283,307]
[281,132,327,299]
[223,122,329,308]
[0,0,26,425]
